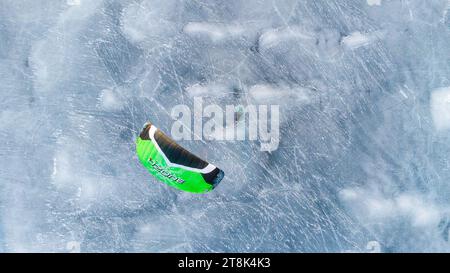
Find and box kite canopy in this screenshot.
[136,122,224,193]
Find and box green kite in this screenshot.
[136,122,224,193]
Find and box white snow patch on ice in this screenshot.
[342,31,381,50]
[339,188,359,200]
[183,22,245,43]
[185,83,230,98]
[67,0,81,6]
[430,86,450,131]
[258,27,314,50]
[248,84,310,104]
[340,188,443,228]
[367,0,382,6]
[99,89,123,111]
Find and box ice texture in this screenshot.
[0,0,450,252]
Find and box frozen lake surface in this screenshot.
[1,0,450,252]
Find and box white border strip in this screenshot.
[149,125,216,174]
